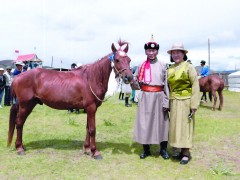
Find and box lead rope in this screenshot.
[88,61,113,102]
[89,83,109,102]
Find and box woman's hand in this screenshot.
[191,109,197,114]
[163,107,169,112]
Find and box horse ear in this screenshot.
[123,44,128,53]
[111,43,117,53]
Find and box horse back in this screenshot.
[199,74,224,92]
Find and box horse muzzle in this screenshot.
[123,75,133,84]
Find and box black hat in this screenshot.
[71,63,77,68]
[144,34,159,50]
[200,60,206,64]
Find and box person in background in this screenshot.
[130,66,140,104]
[68,63,80,114]
[3,66,13,106]
[118,78,124,100]
[23,65,28,72]
[0,68,6,108]
[134,35,170,160]
[199,60,210,102]
[121,80,132,107]
[199,60,209,78]
[167,42,200,165]
[11,62,24,105]
[13,61,24,77]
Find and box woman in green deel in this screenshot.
[167,42,200,165]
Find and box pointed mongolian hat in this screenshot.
[144,34,159,50]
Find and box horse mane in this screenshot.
[89,55,111,81]
[118,39,129,47]
[73,39,129,84]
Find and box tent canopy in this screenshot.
[12,54,43,63]
[228,70,240,92]
[228,70,240,78]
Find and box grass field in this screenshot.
[0,90,239,179]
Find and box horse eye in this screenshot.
[115,59,120,63]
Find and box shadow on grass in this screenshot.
[22,140,182,161]
[25,139,142,155]
[199,103,214,110]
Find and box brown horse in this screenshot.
[198,74,224,111]
[7,40,133,159]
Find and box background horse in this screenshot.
[7,40,133,159]
[199,74,224,111]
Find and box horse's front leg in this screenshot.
[83,121,91,155]
[87,108,102,160]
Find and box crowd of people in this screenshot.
[0,61,25,108]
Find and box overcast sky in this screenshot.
[1,0,240,70]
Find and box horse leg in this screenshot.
[211,90,217,111]
[15,103,36,155]
[86,106,102,160]
[83,121,91,155]
[218,90,224,111]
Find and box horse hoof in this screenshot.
[83,147,92,156]
[92,151,103,160]
[84,151,92,156]
[17,150,25,155]
[93,154,103,160]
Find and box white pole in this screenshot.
[51,56,53,68]
[208,38,210,71]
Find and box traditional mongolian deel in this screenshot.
[167,61,200,148]
[134,60,170,144]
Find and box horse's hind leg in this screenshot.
[211,90,217,111]
[15,102,37,155]
[218,90,223,111]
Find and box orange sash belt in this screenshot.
[141,85,163,92]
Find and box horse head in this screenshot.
[111,40,133,84]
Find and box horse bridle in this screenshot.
[89,52,129,102]
[110,52,128,78]
[111,64,127,78]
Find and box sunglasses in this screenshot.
[7,69,11,70]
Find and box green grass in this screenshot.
[0,90,239,179]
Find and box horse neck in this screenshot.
[90,55,112,89]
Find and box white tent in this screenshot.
[105,71,118,97]
[228,71,240,92]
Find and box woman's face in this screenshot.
[171,50,185,64]
[145,49,158,60]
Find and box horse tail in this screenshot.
[7,88,18,147]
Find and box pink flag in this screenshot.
[15,50,19,53]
